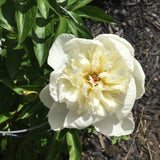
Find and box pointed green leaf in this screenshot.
[32,15,57,67]
[66,0,93,11]
[0,0,15,31]
[67,18,92,39]
[66,130,82,160]
[47,131,65,160]
[75,6,115,24]
[0,0,6,6]
[6,34,25,78]
[16,0,37,44]
[68,11,85,26]
[42,0,59,15]
[17,101,42,120]
[37,0,49,19]
[54,16,68,40]
[111,138,118,145]
[121,136,129,141]
[0,109,17,124]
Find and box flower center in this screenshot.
[88,73,100,86]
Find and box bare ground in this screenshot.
[80,0,160,160]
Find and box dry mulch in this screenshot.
[80,0,160,160]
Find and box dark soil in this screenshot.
[80,0,160,160]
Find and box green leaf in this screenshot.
[67,18,92,39]
[54,16,68,40]
[66,130,82,160]
[6,34,25,78]
[0,114,11,124]
[16,0,37,44]
[121,136,129,141]
[111,138,118,145]
[37,0,49,19]
[75,6,115,24]
[32,14,57,67]
[66,0,93,11]
[57,0,66,3]
[0,110,17,124]
[0,0,15,31]
[47,131,65,160]
[42,0,59,15]
[17,101,42,120]
[0,83,18,113]
[0,0,6,7]
[1,137,7,151]
[68,11,85,26]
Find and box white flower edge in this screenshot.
[95,34,134,56]
[39,85,54,109]
[93,112,135,136]
[48,34,75,70]
[133,58,145,98]
[116,77,136,119]
[48,101,135,136]
[48,102,101,130]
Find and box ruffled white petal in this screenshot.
[64,111,100,128]
[48,34,75,70]
[95,34,134,71]
[116,77,136,119]
[94,112,135,136]
[96,34,134,56]
[63,38,104,61]
[133,58,145,99]
[48,102,68,130]
[49,69,64,101]
[39,85,54,109]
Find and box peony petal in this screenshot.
[96,34,134,56]
[58,78,79,103]
[133,58,145,99]
[48,102,68,130]
[95,34,134,71]
[39,85,54,109]
[63,38,104,62]
[94,112,135,136]
[116,77,136,119]
[48,34,75,70]
[49,69,64,101]
[64,111,100,128]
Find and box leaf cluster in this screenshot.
[0,0,114,159]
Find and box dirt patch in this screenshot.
[80,0,160,159]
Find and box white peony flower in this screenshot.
[40,34,145,136]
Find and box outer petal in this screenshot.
[48,102,68,130]
[48,34,75,70]
[95,34,134,71]
[39,85,54,109]
[64,111,101,128]
[49,68,64,101]
[116,77,136,119]
[95,34,134,56]
[133,58,145,99]
[94,113,135,136]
